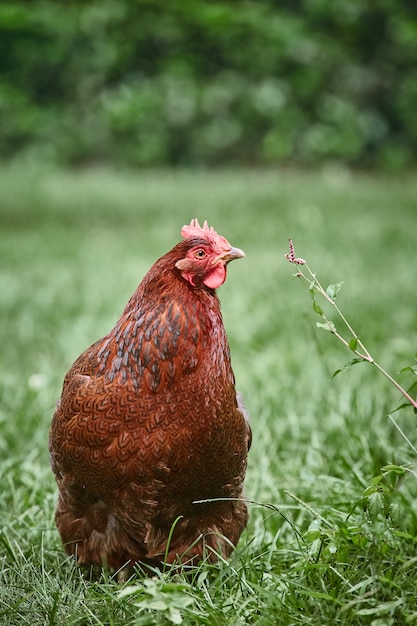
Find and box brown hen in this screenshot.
[49,219,250,574]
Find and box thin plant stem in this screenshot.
[285,240,417,412]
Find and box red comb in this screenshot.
[181,218,215,239]
[181,218,230,250]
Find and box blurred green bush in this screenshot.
[1,0,416,168]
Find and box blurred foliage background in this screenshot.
[1,0,416,169]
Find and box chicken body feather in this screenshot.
[49,224,250,572]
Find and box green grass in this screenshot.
[1,164,417,625]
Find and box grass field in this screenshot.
[1,165,417,625]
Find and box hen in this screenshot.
[49,219,251,574]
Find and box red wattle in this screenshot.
[203,265,226,289]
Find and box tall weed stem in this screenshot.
[285,239,417,412]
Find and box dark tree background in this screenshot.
[1,0,416,168]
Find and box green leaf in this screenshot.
[306,530,321,542]
[118,585,142,599]
[331,357,363,379]
[400,365,417,375]
[326,282,344,301]
[391,401,412,413]
[168,607,184,625]
[407,380,417,394]
[381,464,406,474]
[348,337,358,351]
[389,503,403,527]
[356,599,403,616]
[370,474,384,485]
[312,299,324,316]
[316,320,336,333]
[367,491,384,519]
[363,485,378,497]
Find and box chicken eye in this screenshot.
[194,249,207,259]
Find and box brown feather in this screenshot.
[49,236,250,572]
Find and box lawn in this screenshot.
[1,165,417,625]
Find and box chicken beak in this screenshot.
[217,246,246,264]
